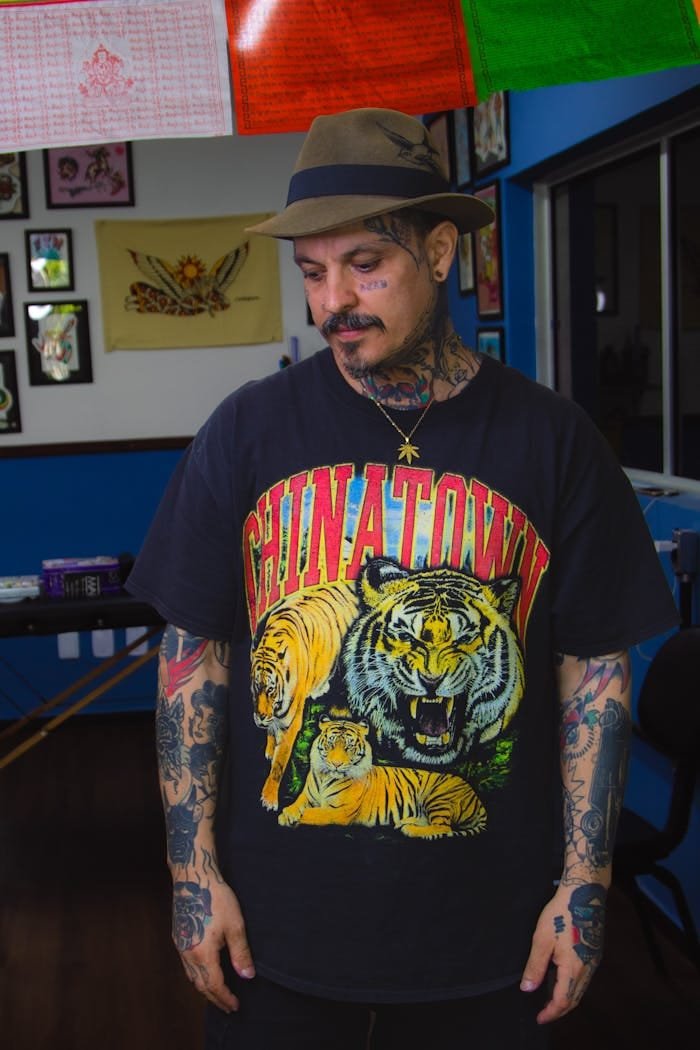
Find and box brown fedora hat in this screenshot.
[246,108,494,239]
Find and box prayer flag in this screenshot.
[461,1,700,100]
[0,0,232,151]
[226,0,477,135]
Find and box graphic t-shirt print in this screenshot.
[242,463,550,837]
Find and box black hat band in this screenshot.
[287,164,450,206]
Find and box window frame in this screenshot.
[532,108,700,494]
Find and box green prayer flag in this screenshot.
[461,1,700,100]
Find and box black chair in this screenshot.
[613,627,700,973]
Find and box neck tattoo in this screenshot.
[371,397,434,465]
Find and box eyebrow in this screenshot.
[294,243,389,266]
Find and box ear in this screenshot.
[426,220,458,282]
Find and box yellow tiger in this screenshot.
[342,557,524,767]
[251,583,359,810]
[279,715,487,838]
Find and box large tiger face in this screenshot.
[343,558,524,765]
[312,716,372,779]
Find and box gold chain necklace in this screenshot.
[371,396,434,465]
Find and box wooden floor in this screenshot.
[1,713,698,1050]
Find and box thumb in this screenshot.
[226,922,256,980]
[520,938,552,992]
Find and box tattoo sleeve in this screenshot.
[556,650,632,886]
[157,624,230,950]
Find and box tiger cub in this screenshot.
[279,715,487,839]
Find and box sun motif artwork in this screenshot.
[124,244,249,317]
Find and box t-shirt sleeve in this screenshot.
[126,405,243,642]
[549,410,679,655]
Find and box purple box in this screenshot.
[41,556,122,599]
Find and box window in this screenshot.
[545,121,700,483]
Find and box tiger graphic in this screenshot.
[342,558,524,766]
[279,715,486,838]
[251,582,359,810]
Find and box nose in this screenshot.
[323,266,358,315]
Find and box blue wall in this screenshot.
[0,447,183,716]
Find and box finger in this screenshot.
[226,919,256,980]
[181,953,239,1013]
[536,967,581,1024]
[520,939,551,993]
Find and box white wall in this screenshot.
[0,131,326,445]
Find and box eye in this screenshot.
[354,260,379,274]
[302,270,322,283]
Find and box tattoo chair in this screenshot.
[613,627,700,973]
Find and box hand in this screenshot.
[520,881,606,1024]
[172,876,255,1012]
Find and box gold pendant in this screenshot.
[398,440,420,464]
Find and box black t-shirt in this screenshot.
[127,349,678,1002]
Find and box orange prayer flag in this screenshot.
[226,0,478,134]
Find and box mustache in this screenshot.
[320,313,386,338]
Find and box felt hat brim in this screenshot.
[246,191,494,239]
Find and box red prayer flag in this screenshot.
[226,0,478,135]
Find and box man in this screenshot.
[127,108,678,1049]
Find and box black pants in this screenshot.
[204,975,551,1050]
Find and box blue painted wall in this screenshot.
[0,448,183,716]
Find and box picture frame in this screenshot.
[0,253,15,337]
[24,300,93,385]
[472,91,510,179]
[0,152,29,219]
[457,233,475,295]
[476,327,505,362]
[425,112,452,183]
[25,229,74,291]
[43,142,134,208]
[474,182,504,320]
[452,107,472,189]
[0,350,22,434]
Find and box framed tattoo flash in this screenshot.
[0,152,29,219]
[472,92,510,179]
[425,112,452,183]
[25,229,75,291]
[451,108,472,189]
[0,351,22,434]
[44,142,134,208]
[0,254,15,337]
[474,183,504,320]
[476,327,504,362]
[24,300,93,386]
[457,233,475,296]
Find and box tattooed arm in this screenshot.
[521,650,631,1023]
[157,624,255,1013]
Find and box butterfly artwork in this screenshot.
[124,243,249,317]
